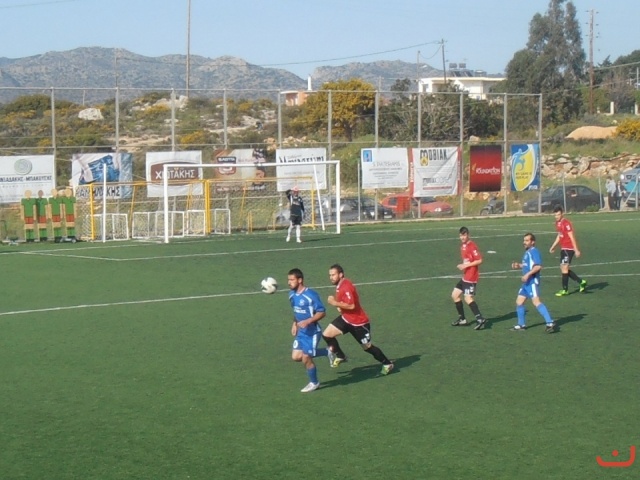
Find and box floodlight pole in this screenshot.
[186,0,191,98]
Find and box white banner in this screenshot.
[412,147,460,196]
[71,153,133,200]
[146,151,203,198]
[360,148,409,189]
[275,148,327,191]
[0,155,55,204]
[213,148,267,191]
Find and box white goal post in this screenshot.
[161,160,342,244]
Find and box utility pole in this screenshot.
[416,50,420,92]
[588,9,595,115]
[186,0,191,98]
[441,39,447,85]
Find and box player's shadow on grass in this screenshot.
[484,311,517,329]
[528,313,587,332]
[581,281,608,293]
[321,354,421,388]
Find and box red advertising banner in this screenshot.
[469,145,502,192]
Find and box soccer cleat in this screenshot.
[331,356,347,368]
[296,239,302,243]
[327,349,336,367]
[381,363,394,375]
[555,289,569,297]
[300,382,319,393]
[579,280,587,293]
[545,322,557,333]
[511,324,527,331]
[451,318,469,326]
[285,236,290,242]
[474,318,487,330]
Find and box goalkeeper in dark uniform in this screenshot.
[286,186,305,243]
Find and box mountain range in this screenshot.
[0,47,443,104]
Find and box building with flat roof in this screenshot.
[419,64,504,100]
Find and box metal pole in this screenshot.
[186,0,191,98]
[277,92,283,148]
[102,163,107,243]
[50,88,56,162]
[538,93,543,212]
[417,91,422,147]
[115,87,120,150]
[170,89,176,151]
[459,92,464,217]
[327,91,332,163]
[504,93,509,213]
[223,89,228,149]
[374,89,379,148]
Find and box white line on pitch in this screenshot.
[0,268,638,318]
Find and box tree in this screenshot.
[295,79,376,141]
[502,0,586,124]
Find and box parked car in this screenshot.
[320,196,395,221]
[620,166,640,187]
[276,196,394,224]
[521,185,603,213]
[381,193,454,217]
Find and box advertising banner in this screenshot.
[412,147,459,196]
[510,143,540,191]
[71,153,133,200]
[213,148,267,192]
[146,151,203,198]
[0,155,55,204]
[469,145,502,192]
[360,148,409,189]
[275,148,327,191]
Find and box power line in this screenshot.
[0,0,83,9]
[259,41,442,68]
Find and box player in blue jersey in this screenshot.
[510,233,556,333]
[287,268,333,393]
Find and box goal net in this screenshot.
[73,161,341,242]
[159,160,342,243]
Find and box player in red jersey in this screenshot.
[322,264,394,375]
[451,226,488,330]
[549,206,587,296]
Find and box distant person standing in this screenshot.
[451,227,488,330]
[605,176,616,210]
[614,180,624,210]
[549,206,587,296]
[285,186,304,243]
[511,233,556,333]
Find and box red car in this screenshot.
[381,193,454,217]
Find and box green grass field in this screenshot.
[2,212,639,479]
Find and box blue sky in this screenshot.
[0,0,637,78]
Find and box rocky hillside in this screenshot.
[0,47,433,104]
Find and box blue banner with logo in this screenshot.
[510,143,540,191]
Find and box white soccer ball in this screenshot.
[261,277,278,294]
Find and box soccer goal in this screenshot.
[160,160,342,243]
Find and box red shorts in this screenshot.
[52,215,61,222]
[38,216,47,223]
[24,217,34,225]
[66,214,75,223]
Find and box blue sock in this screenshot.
[536,303,553,324]
[307,366,318,384]
[315,348,328,357]
[516,305,526,326]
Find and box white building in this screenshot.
[419,65,504,100]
